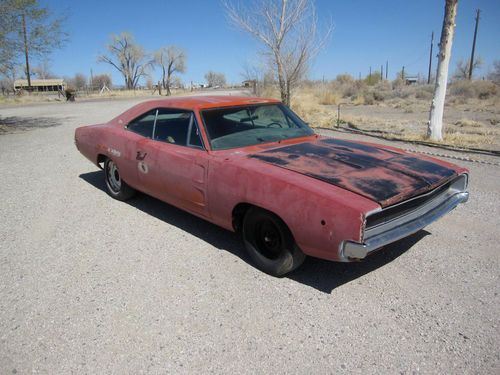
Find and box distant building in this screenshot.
[242,80,256,87]
[14,79,66,92]
[405,77,418,85]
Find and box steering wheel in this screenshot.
[267,122,283,128]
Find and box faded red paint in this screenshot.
[249,138,459,207]
[75,96,468,262]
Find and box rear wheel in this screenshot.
[242,207,306,276]
[104,158,136,201]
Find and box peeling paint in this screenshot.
[249,138,457,207]
[107,147,121,158]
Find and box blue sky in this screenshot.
[39,0,500,86]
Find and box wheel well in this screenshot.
[97,154,107,169]
[232,203,290,234]
[232,203,254,232]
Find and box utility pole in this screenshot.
[468,9,480,80]
[427,31,434,84]
[386,61,388,80]
[90,68,94,91]
[369,66,372,84]
[22,13,31,89]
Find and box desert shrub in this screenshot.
[449,80,476,98]
[392,77,405,89]
[475,81,498,99]
[374,80,392,91]
[363,91,375,105]
[364,71,382,86]
[449,80,498,99]
[415,88,433,100]
[316,90,339,105]
[342,83,358,98]
[336,73,354,84]
[352,94,365,105]
[372,90,387,102]
[392,86,413,99]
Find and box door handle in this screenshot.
[136,151,147,160]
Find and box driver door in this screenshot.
[134,109,209,218]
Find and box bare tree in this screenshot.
[427,0,458,142]
[241,62,264,95]
[223,0,330,105]
[73,73,87,90]
[0,0,67,88]
[453,57,482,80]
[488,60,500,84]
[98,32,150,90]
[31,58,55,79]
[92,73,112,90]
[205,71,226,87]
[154,46,186,95]
[0,65,19,95]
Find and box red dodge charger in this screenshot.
[75,96,469,276]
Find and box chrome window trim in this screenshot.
[126,107,206,150]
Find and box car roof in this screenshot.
[109,96,283,127]
[138,95,281,110]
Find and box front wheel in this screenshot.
[104,158,136,201]
[242,207,306,276]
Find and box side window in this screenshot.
[127,110,157,138]
[153,109,203,149]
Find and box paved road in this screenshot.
[0,98,499,374]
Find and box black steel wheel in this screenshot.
[242,207,306,276]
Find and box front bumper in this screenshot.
[341,175,469,260]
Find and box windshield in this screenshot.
[201,104,314,150]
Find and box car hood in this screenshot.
[248,138,457,207]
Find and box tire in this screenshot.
[242,207,306,276]
[103,158,136,201]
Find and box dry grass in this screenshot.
[285,82,500,150]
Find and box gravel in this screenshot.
[0,98,499,374]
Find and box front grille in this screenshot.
[366,180,452,229]
[364,174,468,239]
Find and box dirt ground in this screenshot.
[0,97,499,374]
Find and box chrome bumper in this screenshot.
[342,178,469,260]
